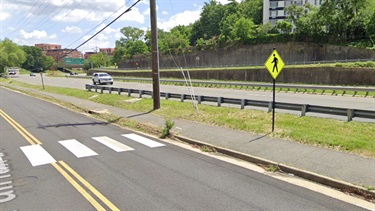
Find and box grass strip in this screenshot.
[1,78,374,158]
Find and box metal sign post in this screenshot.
[40,72,45,90]
[265,48,285,132]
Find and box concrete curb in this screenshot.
[174,134,375,200]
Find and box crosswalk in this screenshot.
[20,133,166,167]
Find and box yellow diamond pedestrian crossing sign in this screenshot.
[265,50,285,80]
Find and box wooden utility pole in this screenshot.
[150,0,160,109]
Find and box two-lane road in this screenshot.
[0,86,370,210]
[13,74,375,111]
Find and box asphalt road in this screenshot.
[12,74,375,111]
[0,86,368,210]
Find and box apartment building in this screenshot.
[99,48,115,55]
[35,43,83,63]
[263,0,322,26]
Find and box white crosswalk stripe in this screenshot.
[21,134,166,166]
[59,139,98,158]
[92,136,134,152]
[122,133,165,148]
[20,145,56,167]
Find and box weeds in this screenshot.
[160,118,175,138]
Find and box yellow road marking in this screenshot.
[59,161,120,211]
[0,109,119,210]
[52,162,106,211]
[0,109,41,145]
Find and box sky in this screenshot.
[0,0,234,54]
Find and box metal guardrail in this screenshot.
[85,84,375,122]
[69,75,375,97]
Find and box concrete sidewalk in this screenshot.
[5,84,375,195]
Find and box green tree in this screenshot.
[0,38,26,73]
[21,46,47,70]
[366,12,375,46]
[190,0,225,44]
[158,25,191,54]
[276,20,293,34]
[43,56,54,70]
[88,52,111,68]
[232,17,256,44]
[114,26,149,61]
[240,0,263,25]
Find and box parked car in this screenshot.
[92,72,113,85]
[30,72,36,76]
[8,70,16,75]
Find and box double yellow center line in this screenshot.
[0,109,119,210]
[0,109,41,145]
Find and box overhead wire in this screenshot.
[164,0,199,112]
[64,1,130,49]
[53,1,102,45]
[27,0,77,34]
[6,0,55,37]
[0,0,41,36]
[57,0,143,61]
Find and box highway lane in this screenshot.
[12,74,375,111]
[0,87,369,210]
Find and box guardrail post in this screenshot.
[268,102,273,112]
[217,97,222,107]
[347,109,354,122]
[95,85,98,93]
[109,87,112,94]
[198,96,202,104]
[118,88,122,95]
[181,94,185,102]
[128,89,132,97]
[86,84,92,92]
[241,99,245,109]
[352,91,357,97]
[301,105,307,116]
[139,90,143,98]
[100,87,104,94]
[165,93,170,100]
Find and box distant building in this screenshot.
[84,52,97,60]
[35,43,61,51]
[35,43,83,63]
[263,0,322,26]
[99,48,115,55]
[46,49,83,63]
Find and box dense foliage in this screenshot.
[21,46,54,71]
[112,0,375,64]
[0,38,26,73]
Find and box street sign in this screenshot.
[64,58,85,65]
[265,50,285,80]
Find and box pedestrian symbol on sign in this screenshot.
[272,54,278,73]
[265,50,285,80]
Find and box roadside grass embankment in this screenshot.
[1,78,374,158]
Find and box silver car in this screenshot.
[92,72,113,85]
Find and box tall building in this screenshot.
[35,43,83,63]
[263,0,322,26]
[99,48,115,55]
[35,43,61,51]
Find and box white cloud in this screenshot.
[62,26,83,33]
[0,12,11,21]
[216,0,240,4]
[158,10,201,31]
[162,11,168,15]
[19,29,56,40]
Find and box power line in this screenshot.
[53,1,102,44]
[27,0,74,34]
[1,0,41,36]
[64,1,129,49]
[5,0,54,37]
[57,0,143,61]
